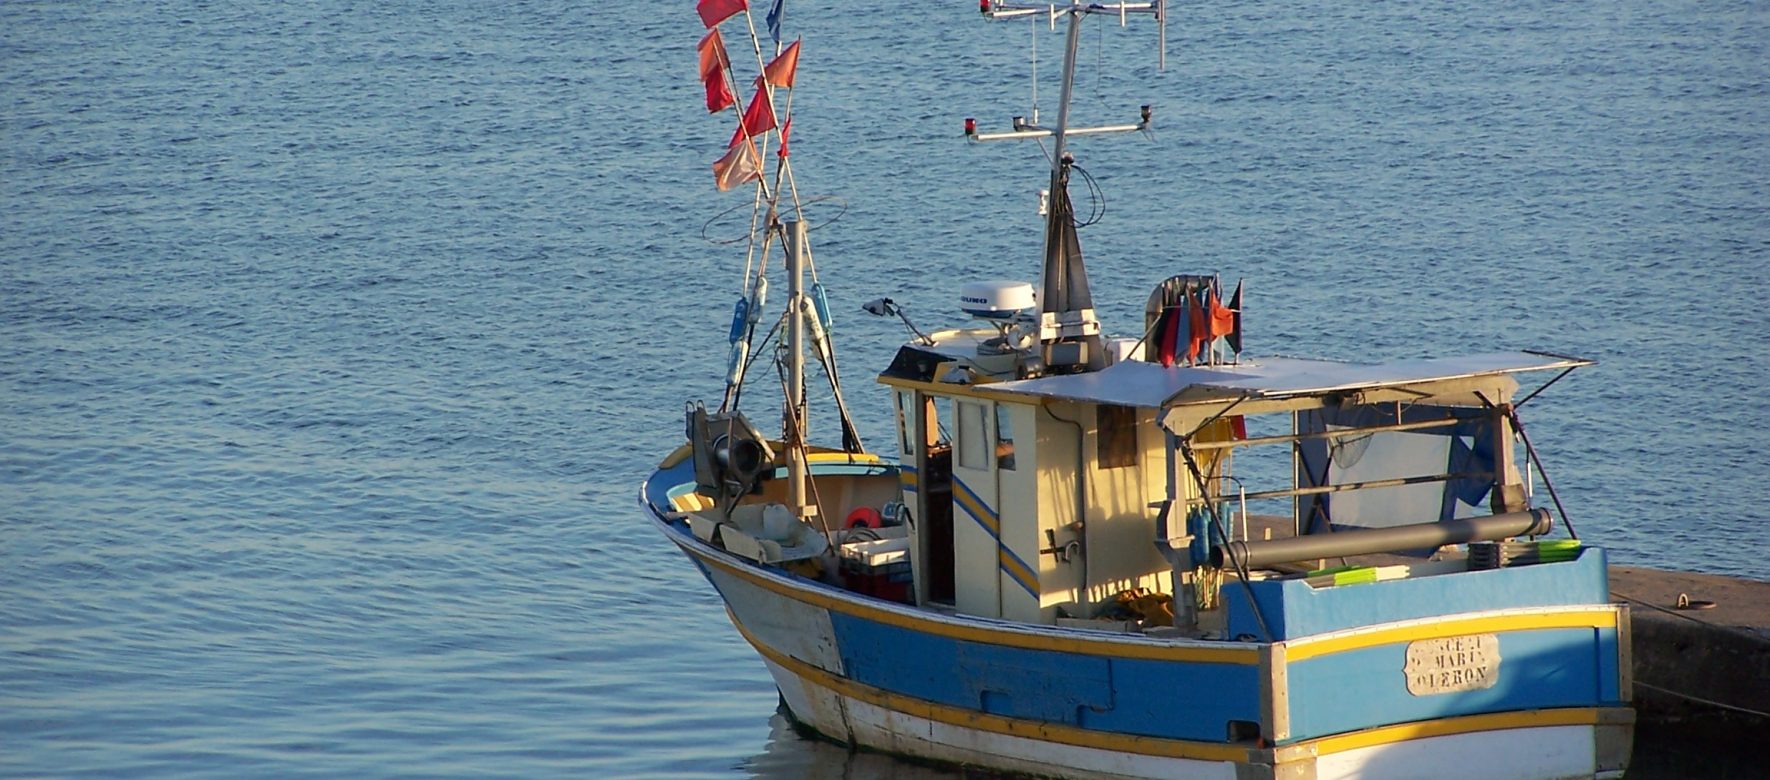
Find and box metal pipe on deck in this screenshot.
[1208,509,1554,570]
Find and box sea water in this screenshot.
[3,1,1765,777]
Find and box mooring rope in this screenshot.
[1632,680,1770,719]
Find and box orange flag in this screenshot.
[777,117,791,158]
[697,30,734,113]
[761,38,801,88]
[1185,297,1207,363]
[712,138,762,191]
[1207,286,1236,339]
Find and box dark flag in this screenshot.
[1226,279,1243,354]
[766,0,785,45]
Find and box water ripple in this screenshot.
[2,0,1764,777]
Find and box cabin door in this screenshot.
[949,398,1003,618]
[898,390,955,605]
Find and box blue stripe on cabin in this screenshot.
[827,610,1261,742]
[953,476,1039,596]
[898,465,919,494]
[997,547,1039,597]
[952,476,999,536]
[1281,625,1619,742]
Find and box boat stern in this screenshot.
[1222,548,1632,779]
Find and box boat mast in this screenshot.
[970,1,1161,371]
[782,218,818,523]
[1047,10,1084,181]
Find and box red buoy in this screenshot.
[845,506,882,529]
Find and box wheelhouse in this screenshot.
[879,326,1589,634]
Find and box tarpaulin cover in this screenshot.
[1296,404,1496,544]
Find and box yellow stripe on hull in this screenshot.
[1283,608,1620,661]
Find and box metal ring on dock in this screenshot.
[1675,593,1717,610]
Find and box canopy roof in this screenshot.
[985,351,1590,410]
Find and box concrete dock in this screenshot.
[1609,566,1770,769]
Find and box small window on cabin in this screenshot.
[957,401,988,471]
[995,404,1016,471]
[1098,405,1138,469]
[933,397,952,447]
[895,392,913,456]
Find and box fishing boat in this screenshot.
[642,2,1633,778]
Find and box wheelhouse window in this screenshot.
[895,391,913,455]
[1098,404,1138,469]
[995,404,1016,471]
[957,401,988,470]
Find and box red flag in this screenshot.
[1156,306,1179,367]
[728,86,776,146]
[697,30,734,113]
[712,138,762,191]
[697,0,746,28]
[777,117,791,158]
[762,39,801,88]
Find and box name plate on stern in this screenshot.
[1404,634,1501,695]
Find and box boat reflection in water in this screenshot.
[743,710,962,780]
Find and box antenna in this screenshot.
[969,2,1162,149]
[1157,0,1166,71]
[971,2,1167,373]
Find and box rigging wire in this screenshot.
[729,307,787,413]
[709,2,865,454]
[730,299,860,453]
[1068,161,1106,227]
[702,195,848,246]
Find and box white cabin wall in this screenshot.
[1032,402,1171,620]
[1033,402,1085,619]
[1081,406,1173,607]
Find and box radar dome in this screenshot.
[958,281,1036,320]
